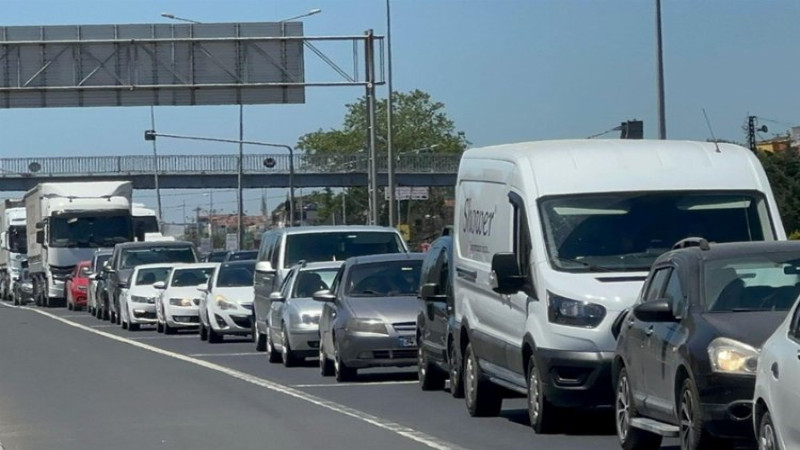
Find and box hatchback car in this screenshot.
[87,249,113,318]
[753,294,800,450]
[155,263,217,334]
[119,264,174,331]
[614,239,800,450]
[317,253,424,381]
[198,260,256,343]
[65,260,91,311]
[263,261,341,366]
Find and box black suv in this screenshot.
[613,239,800,450]
[100,241,198,324]
[415,235,464,397]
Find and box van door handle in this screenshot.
[645,326,654,337]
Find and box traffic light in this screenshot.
[619,120,643,139]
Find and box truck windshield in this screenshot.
[285,232,406,266]
[133,216,160,236]
[50,214,132,248]
[8,225,27,253]
[539,191,774,273]
[121,247,196,269]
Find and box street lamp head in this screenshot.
[161,13,177,19]
[308,8,322,15]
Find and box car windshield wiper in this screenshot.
[555,257,613,272]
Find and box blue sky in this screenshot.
[1,0,799,224]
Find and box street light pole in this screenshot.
[237,104,244,249]
[365,29,379,226]
[655,0,667,139]
[149,106,163,229]
[278,8,322,22]
[385,0,396,228]
[160,13,201,24]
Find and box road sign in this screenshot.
[397,224,410,241]
[225,233,238,251]
[386,186,429,201]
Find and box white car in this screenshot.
[266,261,341,366]
[754,297,800,450]
[198,260,256,343]
[155,263,217,334]
[119,264,174,331]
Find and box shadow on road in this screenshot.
[501,407,616,436]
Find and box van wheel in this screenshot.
[448,339,465,398]
[679,377,732,450]
[418,346,446,391]
[527,354,561,434]
[464,343,502,417]
[616,367,662,449]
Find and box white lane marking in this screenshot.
[129,335,198,340]
[294,381,418,388]
[3,304,462,450]
[189,352,263,357]
[89,324,117,328]
[58,314,93,318]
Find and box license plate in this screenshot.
[398,335,416,347]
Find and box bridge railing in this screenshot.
[0,153,462,176]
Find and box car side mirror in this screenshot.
[36,229,44,244]
[196,283,208,293]
[256,261,276,274]
[269,292,286,303]
[153,281,166,290]
[419,282,447,303]
[490,253,526,295]
[87,273,97,280]
[313,289,336,303]
[633,299,678,323]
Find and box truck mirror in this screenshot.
[36,230,44,245]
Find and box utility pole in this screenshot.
[748,115,757,153]
[385,0,396,227]
[365,29,379,226]
[655,0,667,139]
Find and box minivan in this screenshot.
[253,226,408,351]
[452,139,786,433]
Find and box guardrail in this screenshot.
[0,153,462,176]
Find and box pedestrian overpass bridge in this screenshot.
[0,153,460,191]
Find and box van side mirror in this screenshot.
[633,299,678,323]
[153,281,166,290]
[256,261,276,274]
[269,292,286,303]
[419,282,447,303]
[490,253,526,295]
[36,230,44,244]
[313,289,336,303]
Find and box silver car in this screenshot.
[317,253,424,382]
[265,261,342,366]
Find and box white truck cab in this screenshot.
[452,139,785,432]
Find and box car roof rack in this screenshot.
[672,237,710,251]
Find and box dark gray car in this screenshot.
[316,253,424,382]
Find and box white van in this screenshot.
[452,139,785,432]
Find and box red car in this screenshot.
[66,260,92,311]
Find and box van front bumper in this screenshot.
[536,348,614,408]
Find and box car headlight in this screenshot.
[216,295,238,310]
[346,318,389,335]
[547,292,606,328]
[131,295,154,303]
[708,337,759,375]
[169,297,193,307]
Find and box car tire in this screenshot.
[464,343,502,417]
[129,323,140,332]
[448,339,465,398]
[679,377,732,450]
[164,322,176,335]
[266,329,281,363]
[418,345,446,391]
[199,322,209,341]
[67,299,74,311]
[121,318,128,329]
[758,410,780,450]
[282,326,299,367]
[208,326,223,344]
[319,342,334,377]
[616,366,662,449]
[254,329,267,352]
[527,354,561,434]
[156,320,164,333]
[334,341,357,382]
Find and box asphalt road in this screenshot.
[0,301,679,450]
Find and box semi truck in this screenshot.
[0,199,27,302]
[25,181,134,307]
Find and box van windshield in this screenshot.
[285,232,405,266]
[540,191,774,273]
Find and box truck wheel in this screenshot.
[464,343,502,417]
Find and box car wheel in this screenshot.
[254,328,267,352]
[208,326,223,344]
[464,343,501,417]
[266,329,281,363]
[616,367,662,449]
[758,410,779,450]
[282,326,300,367]
[334,340,357,382]
[418,345,446,391]
[527,354,561,434]
[164,321,176,335]
[199,322,208,341]
[679,377,731,450]
[319,342,334,377]
[121,317,128,330]
[156,320,164,333]
[448,339,465,398]
[67,299,73,311]
[129,323,140,332]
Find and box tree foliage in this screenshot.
[295,89,468,241]
[758,149,800,235]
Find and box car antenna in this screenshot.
[702,108,721,153]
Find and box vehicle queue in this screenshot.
[5,139,800,450]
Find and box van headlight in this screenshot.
[216,295,238,310]
[707,337,759,375]
[547,292,606,328]
[346,318,389,335]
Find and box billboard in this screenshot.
[0,22,305,108]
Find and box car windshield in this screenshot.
[216,262,256,287]
[121,247,196,269]
[285,232,405,266]
[705,253,800,312]
[292,268,339,298]
[227,250,257,261]
[135,267,172,286]
[345,260,422,297]
[170,268,214,287]
[50,213,132,248]
[94,254,111,271]
[206,252,228,262]
[540,191,774,273]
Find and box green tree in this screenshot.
[758,148,800,234]
[296,89,468,243]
